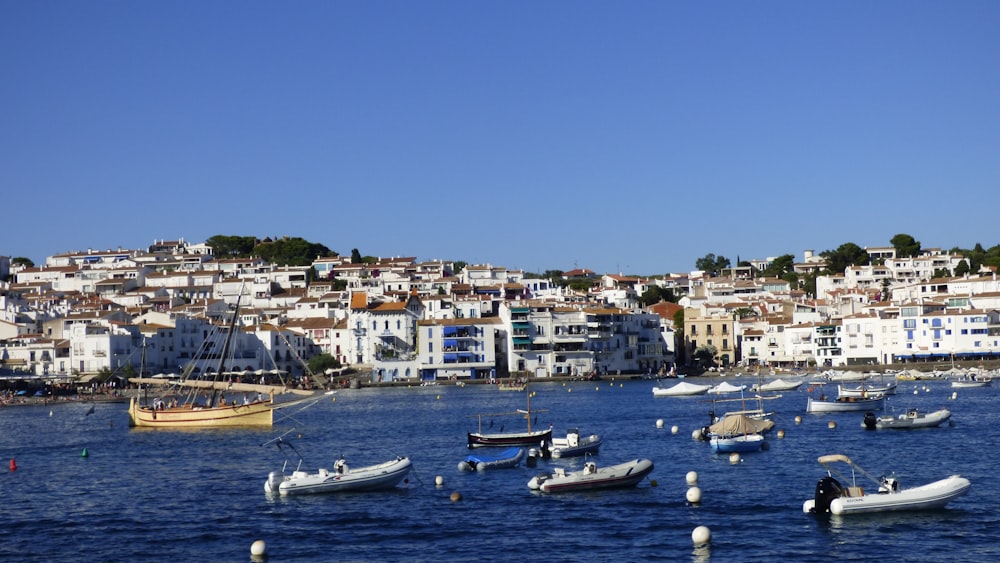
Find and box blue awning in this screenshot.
[444,339,458,348]
[443,326,458,336]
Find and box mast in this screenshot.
[210,285,244,408]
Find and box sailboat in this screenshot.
[467,385,552,448]
[127,286,318,428]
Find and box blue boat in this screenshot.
[458,447,525,471]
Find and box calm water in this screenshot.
[1,378,998,562]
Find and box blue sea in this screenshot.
[1,378,998,562]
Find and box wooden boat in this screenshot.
[467,386,552,448]
[806,383,884,413]
[526,458,654,493]
[548,428,603,459]
[803,454,970,515]
[704,413,771,453]
[458,447,525,471]
[128,286,318,428]
[497,377,527,391]
[863,408,952,430]
[265,455,412,496]
[652,381,710,397]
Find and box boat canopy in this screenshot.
[709,414,774,436]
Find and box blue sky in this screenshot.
[3,2,999,275]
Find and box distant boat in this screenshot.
[750,378,803,392]
[652,381,711,397]
[863,408,952,430]
[467,385,552,448]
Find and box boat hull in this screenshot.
[527,458,653,493]
[265,457,412,496]
[710,434,764,453]
[128,397,274,427]
[550,434,603,459]
[819,476,971,515]
[873,409,951,430]
[652,382,710,396]
[807,396,884,413]
[467,428,552,449]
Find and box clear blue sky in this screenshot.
[3,2,999,275]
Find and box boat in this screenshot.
[710,433,765,453]
[128,287,320,428]
[707,381,746,394]
[805,384,884,413]
[497,377,527,391]
[458,447,525,471]
[802,454,970,515]
[548,428,603,459]
[950,374,992,388]
[467,386,552,448]
[652,381,711,397]
[526,458,654,493]
[704,413,772,453]
[838,380,897,398]
[750,378,803,392]
[265,455,412,496]
[862,408,952,430]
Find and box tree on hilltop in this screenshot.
[821,243,869,274]
[890,234,921,258]
[695,253,731,276]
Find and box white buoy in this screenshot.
[794,415,802,424]
[671,425,679,434]
[777,429,785,438]
[913,389,919,395]
[692,428,703,440]
[729,452,741,464]
[686,470,698,485]
[434,475,444,487]
[250,540,267,557]
[686,486,702,504]
[656,419,664,429]
[951,392,958,400]
[828,421,837,429]
[692,525,712,546]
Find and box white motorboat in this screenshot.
[707,381,747,395]
[265,455,412,496]
[862,408,952,430]
[803,454,970,515]
[526,458,653,493]
[838,381,897,398]
[652,381,710,397]
[750,378,803,392]
[806,387,884,413]
[951,375,992,388]
[548,428,603,459]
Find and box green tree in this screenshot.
[254,237,333,266]
[205,235,257,257]
[640,286,676,307]
[11,257,34,267]
[821,243,869,274]
[693,344,718,367]
[763,254,796,278]
[695,253,731,276]
[890,233,921,258]
[307,353,341,374]
[350,248,362,264]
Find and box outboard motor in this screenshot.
[812,476,844,513]
[863,412,878,430]
[526,448,539,468]
[266,471,285,494]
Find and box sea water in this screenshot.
[1,379,998,562]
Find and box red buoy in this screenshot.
[9,459,16,471]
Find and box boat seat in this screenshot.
[846,486,865,497]
[554,468,565,476]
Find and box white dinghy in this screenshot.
[803,454,970,515]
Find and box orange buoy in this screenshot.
[9,459,16,471]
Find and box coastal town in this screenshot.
[1,237,999,398]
